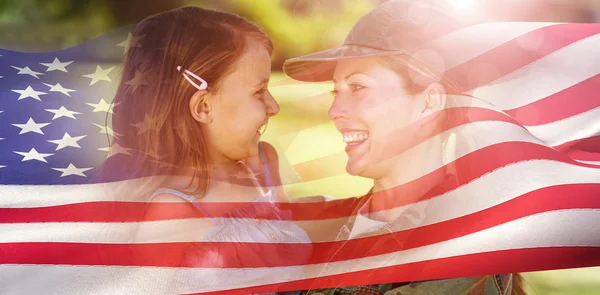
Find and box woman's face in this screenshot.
[329,56,430,179]
[204,39,279,164]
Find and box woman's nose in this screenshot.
[328,96,348,122]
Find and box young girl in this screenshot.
[284,1,527,294]
[98,6,311,294]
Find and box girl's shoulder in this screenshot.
[150,187,198,202]
[145,187,210,221]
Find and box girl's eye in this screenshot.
[330,89,338,97]
[255,88,267,96]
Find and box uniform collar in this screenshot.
[341,170,459,240]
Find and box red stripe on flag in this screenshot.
[2,183,599,268]
[567,150,600,163]
[505,74,600,125]
[307,184,600,266]
[199,247,600,295]
[446,23,600,93]
[554,135,600,155]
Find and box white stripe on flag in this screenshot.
[430,22,556,70]
[576,160,600,166]
[469,33,600,110]
[2,159,598,244]
[526,106,600,147]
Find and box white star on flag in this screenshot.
[11,85,47,101]
[52,163,93,177]
[45,106,81,120]
[125,69,149,92]
[14,148,54,163]
[83,65,115,85]
[40,57,74,72]
[87,98,119,114]
[144,146,168,161]
[12,118,51,135]
[10,65,44,79]
[116,32,144,55]
[93,123,122,138]
[0,165,5,169]
[99,142,133,158]
[43,82,76,97]
[131,113,158,135]
[47,133,86,151]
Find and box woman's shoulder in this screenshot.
[305,276,507,295]
[382,275,514,295]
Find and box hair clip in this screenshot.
[177,66,208,90]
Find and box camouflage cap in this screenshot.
[283,0,462,82]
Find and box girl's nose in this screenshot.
[265,91,280,117]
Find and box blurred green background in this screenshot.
[0,0,598,294]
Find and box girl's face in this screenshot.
[329,56,436,180]
[203,40,279,165]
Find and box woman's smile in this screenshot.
[340,128,369,152]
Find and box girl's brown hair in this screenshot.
[375,54,527,295]
[97,6,273,199]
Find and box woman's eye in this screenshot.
[330,89,338,97]
[255,88,267,96]
[350,84,365,92]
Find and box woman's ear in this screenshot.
[189,90,213,123]
[420,83,446,118]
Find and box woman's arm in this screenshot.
[244,141,289,202]
[251,141,370,241]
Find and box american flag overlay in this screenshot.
[1,15,600,295]
[0,25,132,185]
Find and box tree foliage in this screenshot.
[215,0,379,67]
[0,0,379,66]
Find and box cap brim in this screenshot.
[283,45,405,82]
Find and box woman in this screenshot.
[283,1,526,294]
[97,6,311,294]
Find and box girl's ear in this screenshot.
[189,90,213,123]
[420,83,446,118]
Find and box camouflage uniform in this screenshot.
[290,174,515,295]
